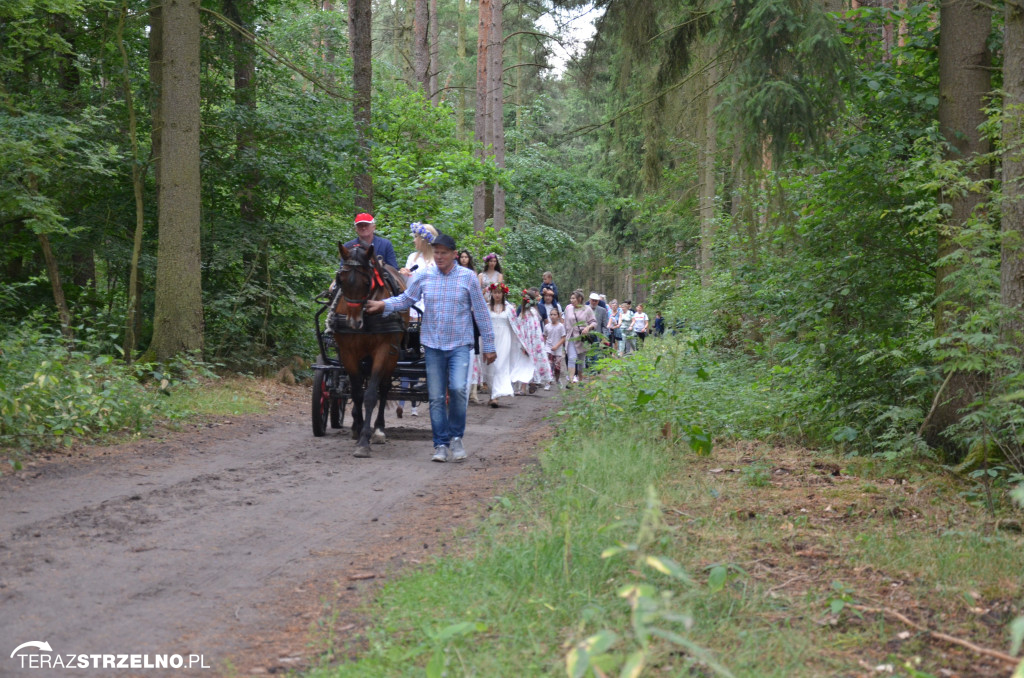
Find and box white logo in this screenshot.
[10,642,52,658]
[9,641,210,670]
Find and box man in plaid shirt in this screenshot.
[366,233,496,463]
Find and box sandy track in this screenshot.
[0,383,558,676]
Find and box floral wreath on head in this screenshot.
[488,282,509,295]
[410,222,436,244]
[483,252,499,262]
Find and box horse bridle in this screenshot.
[337,256,387,309]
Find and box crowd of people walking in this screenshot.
[351,214,666,461]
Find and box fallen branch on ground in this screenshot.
[848,604,1019,666]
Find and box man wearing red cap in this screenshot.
[344,213,398,269]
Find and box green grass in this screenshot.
[305,339,1024,677]
[161,377,267,418]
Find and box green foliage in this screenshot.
[0,320,216,457]
[717,0,851,160]
[570,486,733,678]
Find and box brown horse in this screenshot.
[330,242,408,456]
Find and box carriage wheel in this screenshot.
[330,396,344,429]
[312,369,332,437]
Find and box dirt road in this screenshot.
[0,383,559,676]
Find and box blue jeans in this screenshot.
[424,345,471,448]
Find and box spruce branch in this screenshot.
[199,7,352,102]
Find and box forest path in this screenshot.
[0,381,557,676]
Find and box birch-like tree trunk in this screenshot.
[473,0,492,231]
[117,2,146,361]
[489,0,505,230]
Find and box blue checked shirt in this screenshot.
[383,264,496,353]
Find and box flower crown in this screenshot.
[410,222,436,244]
[483,252,498,261]
[488,283,509,295]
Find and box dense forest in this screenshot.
[1,0,1023,475]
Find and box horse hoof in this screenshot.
[371,429,387,444]
[353,448,371,458]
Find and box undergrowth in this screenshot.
[306,336,1024,677]
[0,322,225,469]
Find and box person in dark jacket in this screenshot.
[343,213,398,269]
[653,311,666,337]
[540,271,559,306]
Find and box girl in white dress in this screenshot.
[478,253,504,300]
[482,283,532,407]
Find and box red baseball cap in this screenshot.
[354,213,375,225]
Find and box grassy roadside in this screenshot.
[1,370,274,469]
[306,338,1024,678]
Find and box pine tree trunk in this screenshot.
[699,53,717,286]
[1002,1,1024,347]
[414,0,429,94]
[936,0,992,335]
[473,0,492,231]
[490,0,505,231]
[515,11,522,153]
[456,0,467,139]
[150,0,204,361]
[349,0,374,211]
[429,0,439,104]
[925,0,992,448]
[149,0,162,203]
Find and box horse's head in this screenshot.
[334,242,384,330]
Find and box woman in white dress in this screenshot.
[400,222,437,279]
[478,253,504,300]
[483,283,532,407]
[396,222,436,418]
[511,288,554,393]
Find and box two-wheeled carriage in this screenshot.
[310,277,428,439]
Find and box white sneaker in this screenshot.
[431,446,450,463]
[572,376,579,383]
[543,384,551,391]
[411,407,419,417]
[451,437,467,462]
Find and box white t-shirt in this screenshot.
[544,322,566,357]
[404,252,435,316]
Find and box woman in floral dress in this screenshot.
[511,288,553,393]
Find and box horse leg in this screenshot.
[357,372,381,449]
[371,378,389,444]
[349,372,365,441]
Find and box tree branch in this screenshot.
[557,44,737,145]
[200,7,352,101]
[503,62,549,73]
[848,604,1020,667]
